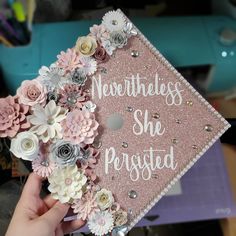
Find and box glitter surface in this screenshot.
[91,18,230,225]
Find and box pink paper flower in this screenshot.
[72,191,99,221]
[57,48,82,73]
[0,96,30,138]
[62,110,99,145]
[58,84,87,110]
[77,145,100,181]
[17,79,47,107]
[90,24,110,42]
[32,152,57,178]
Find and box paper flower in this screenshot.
[71,69,88,86]
[38,64,68,91]
[79,56,97,76]
[93,44,109,63]
[50,140,81,166]
[62,109,99,145]
[10,131,39,161]
[28,100,67,143]
[17,79,47,107]
[110,31,127,48]
[0,96,30,138]
[75,36,97,57]
[95,188,114,210]
[58,84,87,110]
[90,24,110,42]
[82,101,97,113]
[101,39,115,56]
[48,165,87,203]
[79,145,99,169]
[113,209,128,227]
[102,10,126,32]
[88,211,114,236]
[72,191,99,220]
[32,153,57,178]
[47,91,58,102]
[57,48,82,73]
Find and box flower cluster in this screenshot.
[0,10,132,236]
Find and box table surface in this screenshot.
[138,140,235,227]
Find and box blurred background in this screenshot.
[1,0,236,235]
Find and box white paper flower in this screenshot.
[82,101,96,113]
[48,165,87,203]
[79,56,97,76]
[10,131,39,161]
[28,100,67,143]
[38,63,69,91]
[102,10,126,32]
[88,211,114,236]
[101,39,115,56]
[95,188,114,210]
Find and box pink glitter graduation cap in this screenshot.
[1,9,229,236]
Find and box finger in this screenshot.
[21,173,43,199]
[40,201,70,228]
[43,194,57,208]
[62,219,86,234]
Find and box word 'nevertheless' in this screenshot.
[92,74,184,106]
[105,146,178,181]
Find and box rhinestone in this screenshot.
[122,142,128,148]
[86,185,91,190]
[175,119,181,124]
[92,140,102,149]
[112,20,118,25]
[100,67,107,74]
[152,174,158,179]
[204,124,213,132]
[67,96,77,104]
[128,208,133,215]
[152,113,160,119]
[172,138,178,144]
[128,190,138,199]
[186,100,193,106]
[41,160,49,167]
[192,145,198,149]
[95,185,101,191]
[126,106,134,112]
[131,50,139,57]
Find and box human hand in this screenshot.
[6,173,85,236]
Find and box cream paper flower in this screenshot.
[10,131,39,161]
[28,100,67,143]
[48,165,87,203]
[88,211,114,236]
[75,36,97,57]
[95,188,114,210]
[102,10,126,32]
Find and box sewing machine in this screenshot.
[0,15,236,94]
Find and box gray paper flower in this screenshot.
[72,69,87,86]
[110,31,127,48]
[51,140,81,166]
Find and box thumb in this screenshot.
[39,201,70,228]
